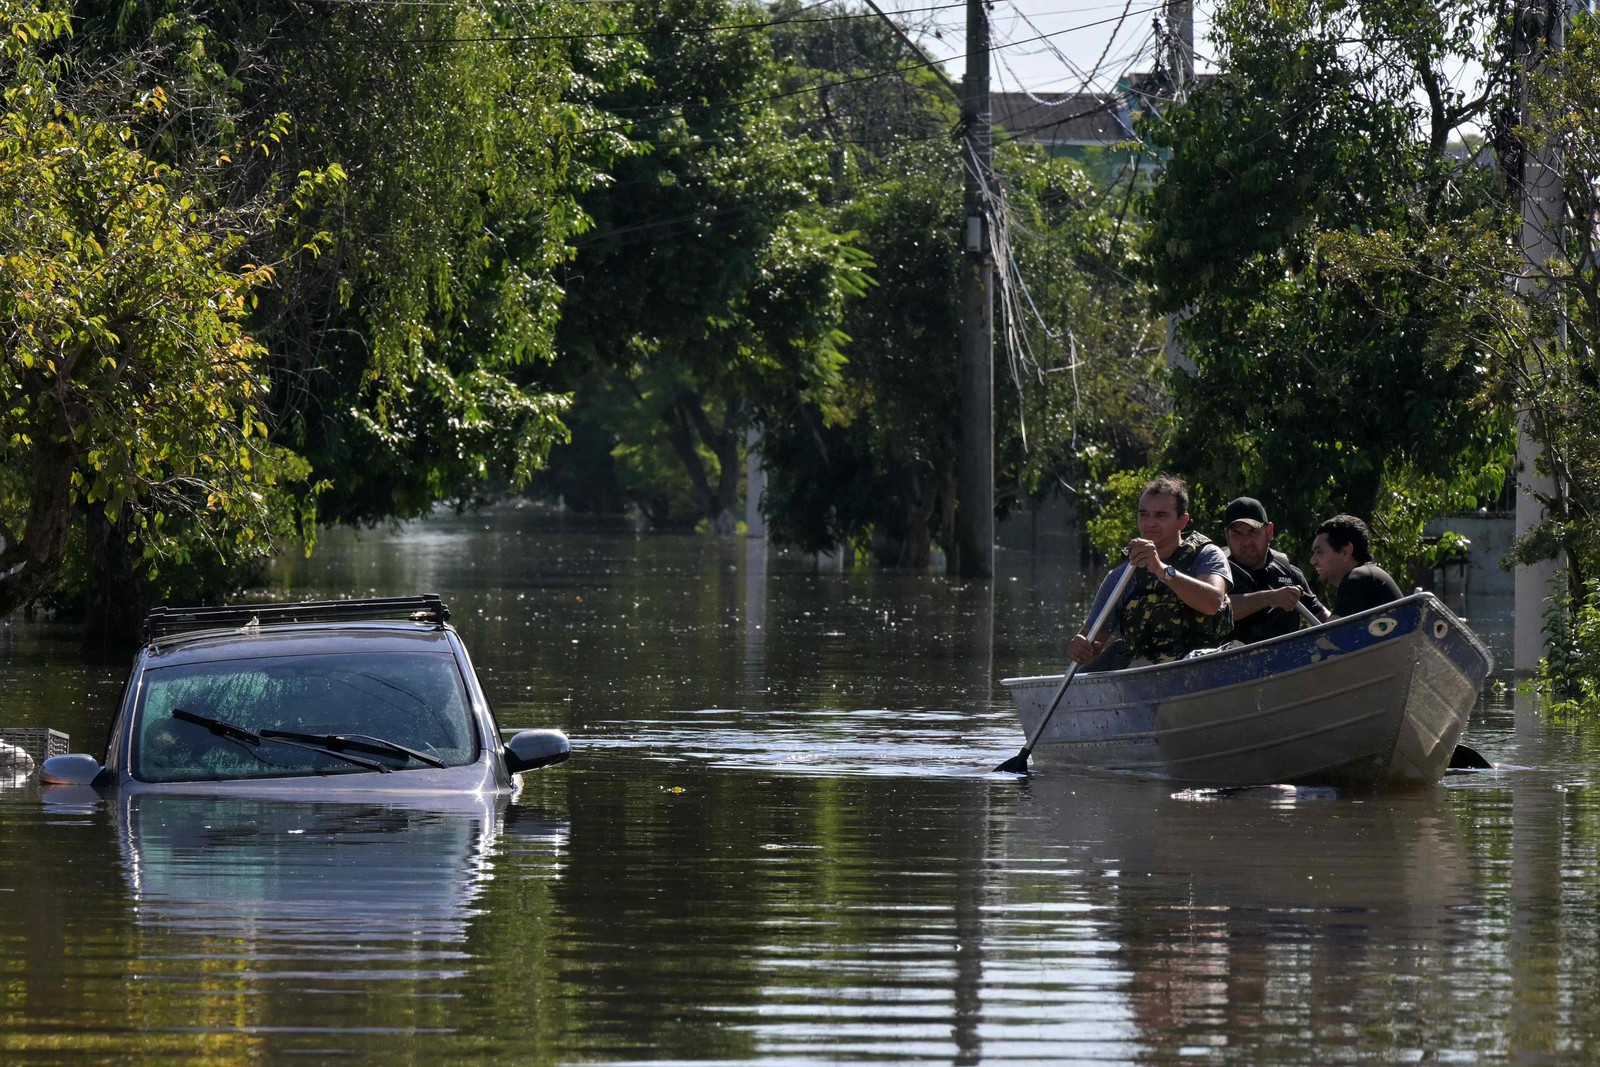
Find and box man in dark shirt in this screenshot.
[1221,497,1329,643]
[1310,513,1404,616]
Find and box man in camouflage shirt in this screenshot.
[1069,475,1233,667]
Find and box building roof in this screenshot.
[990,91,1131,148]
[989,73,1217,150]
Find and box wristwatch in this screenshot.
[1161,564,1177,582]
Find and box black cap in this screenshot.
[1223,497,1269,529]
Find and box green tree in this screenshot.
[761,139,1164,565]
[764,0,952,172]
[83,0,602,525]
[546,0,870,533]
[0,2,314,624]
[1141,0,1516,564]
[1000,151,1169,529]
[759,141,963,562]
[756,2,1164,564]
[1506,10,1600,701]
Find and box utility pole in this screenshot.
[1161,0,1197,373]
[954,0,995,578]
[1167,0,1194,88]
[1514,0,1567,672]
[744,426,765,540]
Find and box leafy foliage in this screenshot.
[758,6,1165,564]
[998,151,1170,520]
[545,0,871,532]
[1140,0,1516,567]
[71,0,606,525]
[1540,574,1600,715]
[249,1,596,523]
[1506,10,1600,705]
[0,1,315,619]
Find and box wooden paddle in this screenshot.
[1293,599,1492,770]
[996,563,1137,775]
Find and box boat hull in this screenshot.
[1002,593,1492,788]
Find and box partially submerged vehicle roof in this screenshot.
[142,595,458,666]
[146,622,458,666]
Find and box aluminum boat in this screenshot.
[1001,592,1492,787]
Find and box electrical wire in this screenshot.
[576,3,1167,138]
[1000,0,1138,97]
[976,10,1165,446]
[374,0,972,43]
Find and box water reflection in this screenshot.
[109,794,565,1041]
[743,535,767,684]
[5,513,1600,1064]
[989,776,1477,1062]
[529,763,1000,1063]
[119,795,509,941]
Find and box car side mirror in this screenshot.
[504,729,570,773]
[40,753,106,787]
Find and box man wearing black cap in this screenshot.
[1222,497,1329,643]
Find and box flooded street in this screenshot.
[4,507,1600,1064]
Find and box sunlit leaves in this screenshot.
[550,0,870,531]
[1139,0,1515,566]
[220,0,608,523]
[1503,11,1600,698]
[0,0,314,613]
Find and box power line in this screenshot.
[856,0,960,99]
[266,2,1167,62]
[71,1,957,48]
[376,0,971,44]
[1009,0,1138,95]
[979,5,1164,427]
[580,4,1168,131]
[76,1,1170,141]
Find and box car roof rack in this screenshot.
[144,595,451,643]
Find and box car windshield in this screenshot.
[132,650,479,783]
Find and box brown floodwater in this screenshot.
[2,505,1598,1064]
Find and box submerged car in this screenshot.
[42,595,569,795]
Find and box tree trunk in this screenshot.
[0,434,79,618]
[902,466,938,569]
[82,507,149,656]
[661,395,723,527]
[690,391,741,536]
[938,462,958,570]
[664,391,742,535]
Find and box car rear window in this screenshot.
[131,650,479,783]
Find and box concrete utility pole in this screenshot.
[1514,0,1568,672]
[1161,0,1197,374]
[1167,0,1194,88]
[954,0,995,578]
[744,426,765,540]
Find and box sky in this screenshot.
[877,0,1489,139]
[875,0,1216,96]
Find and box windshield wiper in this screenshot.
[171,708,391,774]
[258,729,447,768]
[172,707,260,746]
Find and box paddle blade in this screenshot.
[1448,744,1493,770]
[995,748,1031,775]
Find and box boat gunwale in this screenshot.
[1001,591,1492,690]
